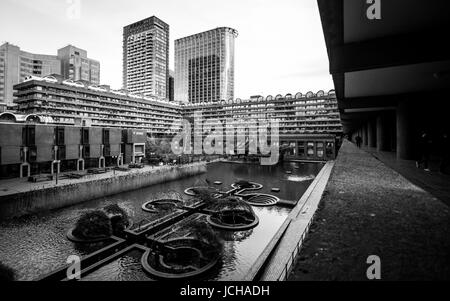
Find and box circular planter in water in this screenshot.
[142,199,183,213]
[66,227,111,243]
[67,220,134,243]
[207,209,259,231]
[231,181,263,192]
[184,186,222,198]
[141,238,220,279]
[240,193,280,207]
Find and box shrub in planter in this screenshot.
[103,204,130,234]
[190,221,223,258]
[73,210,112,240]
[235,180,253,189]
[192,187,218,205]
[0,262,15,281]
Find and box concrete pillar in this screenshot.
[20,163,30,178]
[51,161,60,175]
[362,124,368,146]
[396,100,415,160]
[77,159,85,171]
[376,114,390,151]
[99,157,105,168]
[368,118,376,148]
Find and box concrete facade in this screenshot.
[123,16,170,99]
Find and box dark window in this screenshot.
[55,127,65,146]
[298,141,305,157]
[102,129,110,145]
[104,145,110,157]
[23,126,36,146]
[28,146,37,162]
[57,146,66,160]
[81,129,89,144]
[83,145,90,158]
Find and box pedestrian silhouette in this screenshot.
[416,131,432,171]
[355,136,362,148]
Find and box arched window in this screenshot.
[0,112,17,123]
[285,93,293,99]
[25,114,42,124]
[306,91,314,98]
[295,92,303,99]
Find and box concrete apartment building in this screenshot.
[57,45,100,85]
[175,27,238,103]
[123,16,170,99]
[0,43,61,110]
[0,43,100,111]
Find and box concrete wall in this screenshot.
[0,162,207,220]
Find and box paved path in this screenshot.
[0,162,212,198]
[365,148,450,207]
[289,140,450,281]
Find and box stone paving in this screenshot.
[0,165,160,197]
[0,161,217,198]
[366,148,450,207]
[289,140,450,281]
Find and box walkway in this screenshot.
[365,148,450,207]
[289,140,450,280]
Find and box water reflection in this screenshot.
[0,162,323,280]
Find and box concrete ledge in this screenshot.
[0,163,207,220]
[255,161,335,281]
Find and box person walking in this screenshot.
[355,136,362,148]
[416,131,432,171]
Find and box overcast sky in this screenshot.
[0,0,333,98]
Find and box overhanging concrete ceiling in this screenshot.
[318,0,450,101]
[317,0,450,133]
[343,0,449,43]
[345,60,450,98]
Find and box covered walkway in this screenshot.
[289,140,450,280]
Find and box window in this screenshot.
[326,142,334,157]
[317,142,324,158]
[298,141,305,157]
[55,127,65,145]
[307,142,315,156]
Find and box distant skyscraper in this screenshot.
[123,16,170,99]
[57,45,100,85]
[175,27,238,103]
[0,42,61,108]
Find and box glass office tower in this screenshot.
[175,27,238,103]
